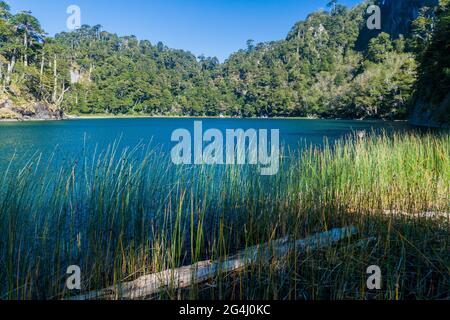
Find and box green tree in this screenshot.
[12,11,45,66]
[367,32,394,63]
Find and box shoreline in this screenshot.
[73,115,315,120]
[0,114,411,122]
[0,117,67,122]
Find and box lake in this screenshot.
[0,118,410,170]
[1,118,448,301]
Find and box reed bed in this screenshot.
[0,131,448,300]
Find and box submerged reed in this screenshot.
[0,131,448,300]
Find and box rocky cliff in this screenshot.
[357,0,439,49]
[0,99,64,121]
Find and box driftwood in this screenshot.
[72,226,358,300]
[381,210,449,221]
[347,208,449,221]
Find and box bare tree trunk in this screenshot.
[0,60,3,93]
[72,227,358,300]
[5,55,16,86]
[40,53,45,79]
[52,54,57,103]
[37,52,45,99]
[24,32,28,67]
[56,82,69,107]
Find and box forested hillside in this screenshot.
[0,0,448,123]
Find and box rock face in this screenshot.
[379,0,438,37]
[357,0,439,49]
[410,95,450,128]
[0,99,64,121]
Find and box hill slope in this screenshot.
[0,0,447,124]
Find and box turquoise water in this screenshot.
[0,118,410,169]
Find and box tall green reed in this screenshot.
[0,131,448,300]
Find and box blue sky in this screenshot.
[7,0,361,61]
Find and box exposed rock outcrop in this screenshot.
[357,0,439,49]
[0,99,64,121]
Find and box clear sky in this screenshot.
[6,0,361,61]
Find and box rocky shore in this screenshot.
[0,99,64,121]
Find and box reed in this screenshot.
[0,131,448,300]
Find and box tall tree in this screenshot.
[12,11,44,66]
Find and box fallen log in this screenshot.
[71,226,358,300]
[381,210,449,221]
[347,208,449,221]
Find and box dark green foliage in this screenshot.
[413,0,450,124]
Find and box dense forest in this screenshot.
[0,0,448,123]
